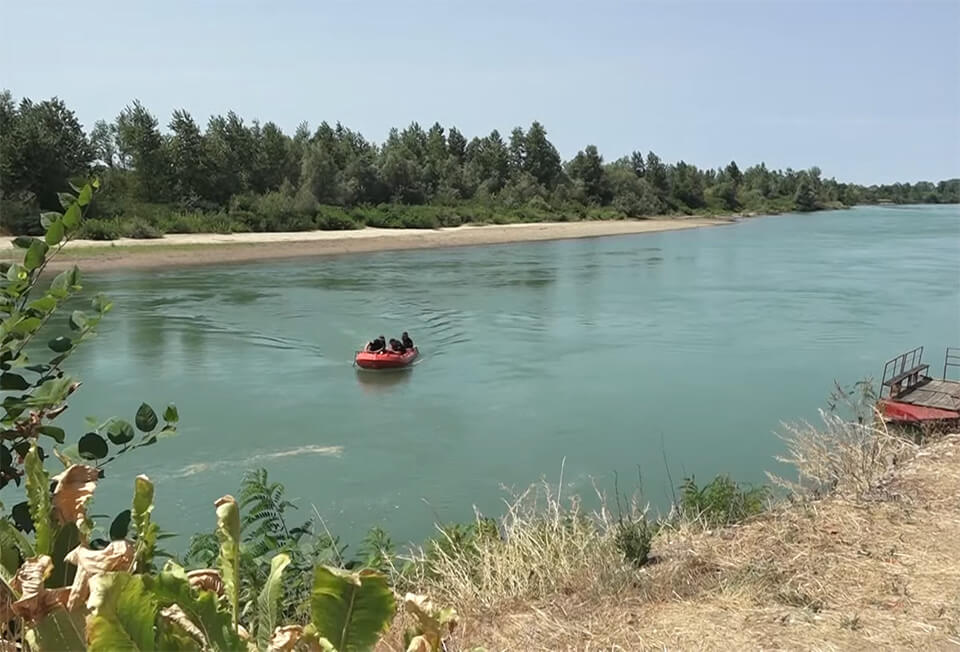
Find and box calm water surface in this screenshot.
[63,205,960,545]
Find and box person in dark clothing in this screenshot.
[366,335,386,352]
[388,338,406,353]
[401,331,414,349]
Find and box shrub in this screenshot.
[677,474,769,527]
[615,516,653,567]
[121,217,164,239]
[315,206,358,230]
[80,218,122,240]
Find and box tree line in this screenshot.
[1,91,958,237]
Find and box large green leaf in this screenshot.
[256,552,291,650]
[25,442,54,556]
[57,192,76,210]
[49,335,73,353]
[11,316,42,336]
[45,219,65,246]
[40,212,61,230]
[28,294,59,314]
[50,266,80,298]
[76,185,93,208]
[26,376,75,408]
[0,517,34,584]
[78,432,109,460]
[87,572,157,651]
[214,495,241,630]
[310,566,396,652]
[39,425,66,443]
[63,203,82,228]
[49,522,80,588]
[131,475,157,572]
[69,310,89,331]
[24,239,49,271]
[105,418,135,445]
[0,372,29,390]
[145,564,241,651]
[135,403,158,433]
[111,510,132,540]
[27,606,87,651]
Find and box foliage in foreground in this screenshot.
[0,184,458,651]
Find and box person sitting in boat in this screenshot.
[401,331,414,350]
[366,335,386,352]
[388,338,406,354]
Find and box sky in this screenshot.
[2,0,958,185]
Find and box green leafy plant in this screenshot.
[677,474,769,528]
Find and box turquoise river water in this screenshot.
[60,205,959,546]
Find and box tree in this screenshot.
[508,127,526,177]
[167,109,205,203]
[629,150,646,177]
[725,160,742,189]
[567,145,611,204]
[645,151,669,198]
[115,100,169,202]
[0,95,94,209]
[89,120,119,169]
[204,112,255,204]
[447,126,467,161]
[251,121,291,194]
[670,161,705,208]
[522,121,562,188]
[794,176,818,211]
[463,130,509,195]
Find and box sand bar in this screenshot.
[1,217,731,272]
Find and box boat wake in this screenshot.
[167,444,344,479]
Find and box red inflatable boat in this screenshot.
[354,347,419,370]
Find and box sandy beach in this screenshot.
[2,217,731,272]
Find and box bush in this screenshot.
[80,218,122,240]
[678,475,769,527]
[121,218,164,239]
[159,212,243,234]
[615,516,653,567]
[315,206,358,230]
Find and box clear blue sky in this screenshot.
[3,0,958,184]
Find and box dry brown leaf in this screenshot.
[51,464,99,532]
[64,540,134,610]
[406,634,431,652]
[267,625,304,651]
[186,568,224,596]
[9,556,70,622]
[160,604,207,647]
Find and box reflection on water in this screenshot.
[355,368,413,394]
[59,205,960,547]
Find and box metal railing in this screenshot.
[880,346,928,399]
[945,347,960,380]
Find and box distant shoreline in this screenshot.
[1,217,733,273]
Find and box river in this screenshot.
[61,205,959,547]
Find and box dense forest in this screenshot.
[1,91,958,238]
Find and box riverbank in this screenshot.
[2,217,729,272]
[399,428,960,649]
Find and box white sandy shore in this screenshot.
[2,218,732,271]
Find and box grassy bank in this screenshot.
[181,411,958,649]
[388,417,959,649]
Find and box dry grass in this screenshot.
[770,410,918,499]
[386,417,960,651]
[400,481,643,617]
